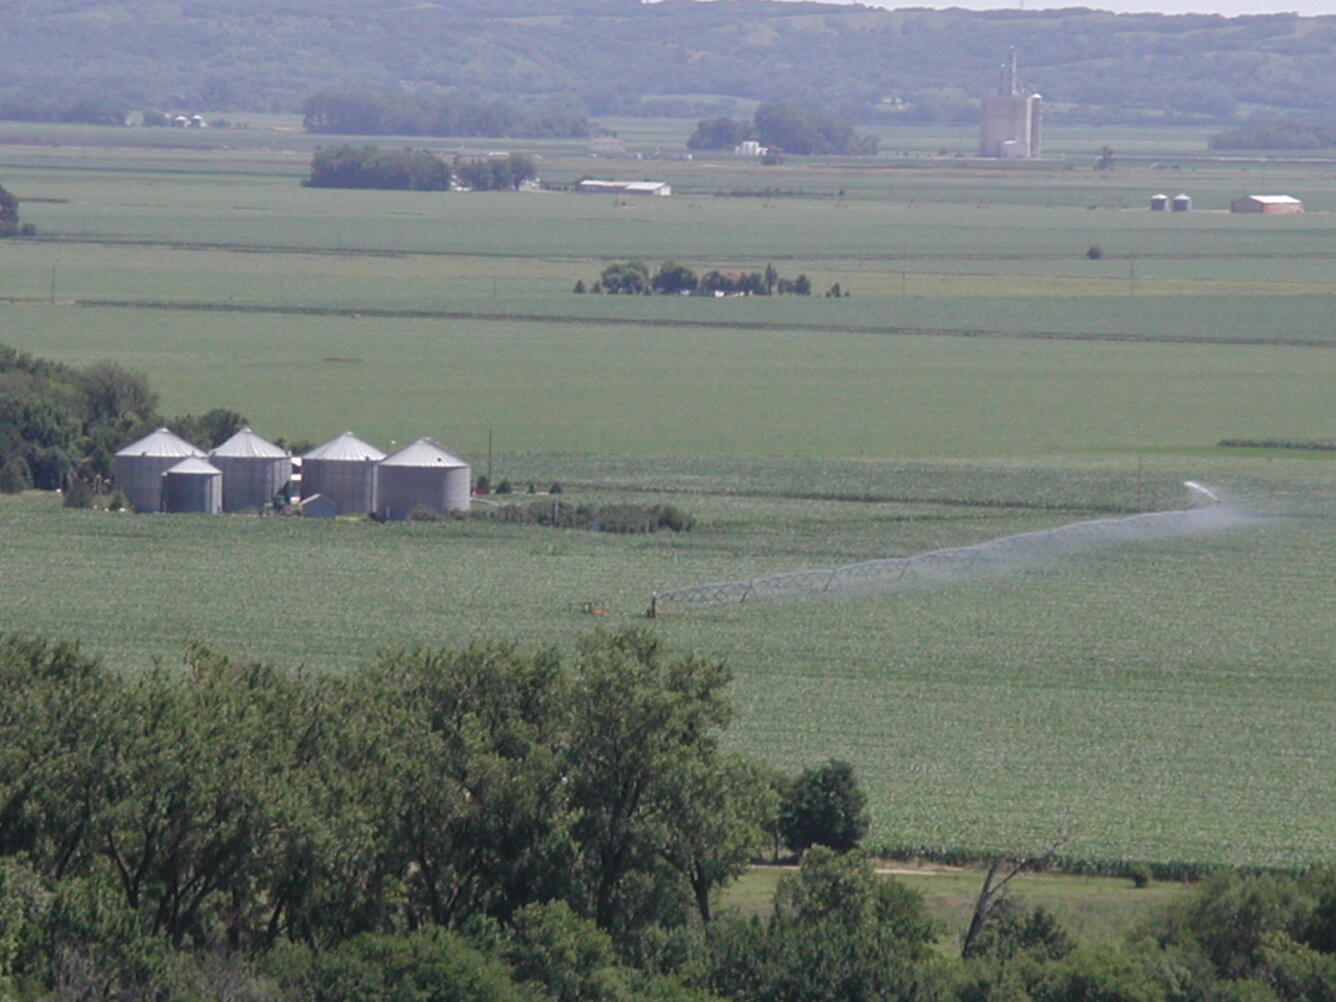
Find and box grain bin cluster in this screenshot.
[113,428,470,519]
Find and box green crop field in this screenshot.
[1,121,1334,869]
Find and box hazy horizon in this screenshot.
[857,0,1330,15]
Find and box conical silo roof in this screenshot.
[380,438,467,468]
[115,427,204,459]
[162,457,222,476]
[210,427,288,458]
[303,431,386,462]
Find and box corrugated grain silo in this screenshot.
[160,457,223,514]
[375,438,471,520]
[209,428,291,512]
[114,428,205,513]
[301,432,386,515]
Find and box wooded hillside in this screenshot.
[0,0,1333,125]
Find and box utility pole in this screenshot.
[487,428,493,483]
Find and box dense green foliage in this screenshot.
[0,90,126,126]
[0,182,18,237]
[305,145,453,191]
[456,154,539,192]
[483,499,695,533]
[0,629,775,998]
[754,102,878,156]
[0,345,248,490]
[778,760,869,854]
[587,261,809,297]
[0,347,158,489]
[707,849,940,1002]
[687,118,755,152]
[2,1,1336,123]
[1211,121,1336,150]
[687,104,875,155]
[302,92,592,139]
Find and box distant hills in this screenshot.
[2,0,1334,125]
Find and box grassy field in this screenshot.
[1,121,1334,869]
[719,864,1187,950]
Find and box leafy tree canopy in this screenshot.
[304,145,452,191]
[779,759,869,854]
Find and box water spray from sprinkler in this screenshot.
[1184,481,1221,507]
[651,480,1253,613]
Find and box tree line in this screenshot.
[303,146,537,191]
[5,628,1336,1001]
[12,1,1335,126]
[0,343,245,495]
[577,261,814,297]
[0,629,870,1000]
[0,91,126,127]
[1210,121,1336,150]
[302,92,592,140]
[0,181,31,238]
[688,103,878,157]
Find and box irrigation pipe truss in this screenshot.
[648,483,1246,615]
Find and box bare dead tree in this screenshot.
[961,835,1069,959]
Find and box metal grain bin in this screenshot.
[375,438,471,520]
[208,428,290,512]
[113,428,205,513]
[301,432,386,515]
[1149,193,1168,211]
[1172,192,1192,212]
[160,457,222,514]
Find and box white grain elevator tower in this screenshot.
[979,47,1042,158]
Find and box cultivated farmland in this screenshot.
[1,121,1333,868]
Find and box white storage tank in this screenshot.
[114,428,205,513]
[375,438,471,520]
[209,428,291,512]
[160,457,223,514]
[301,432,385,515]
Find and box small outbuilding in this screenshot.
[114,428,205,513]
[297,493,339,519]
[301,432,385,515]
[1231,195,1304,214]
[1171,193,1192,212]
[577,179,671,196]
[1149,193,1168,211]
[160,457,222,514]
[209,428,290,512]
[375,438,471,520]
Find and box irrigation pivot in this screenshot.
[650,482,1247,613]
